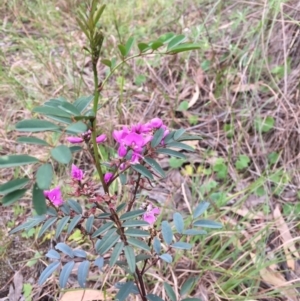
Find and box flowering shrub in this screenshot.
[0,2,222,301]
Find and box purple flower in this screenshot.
[131,123,151,134]
[67,136,84,144]
[113,127,130,143]
[44,186,64,206]
[104,172,114,184]
[149,118,163,129]
[143,205,160,224]
[96,134,107,144]
[71,164,84,181]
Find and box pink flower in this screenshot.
[143,205,160,224]
[67,137,84,144]
[44,186,64,206]
[104,172,114,184]
[149,118,163,129]
[96,134,107,144]
[71,164,84,181]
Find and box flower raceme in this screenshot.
[44,186,64,206]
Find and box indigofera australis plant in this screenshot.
[0,2,222,300]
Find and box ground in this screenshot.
[1,0,300,300]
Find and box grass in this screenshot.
[1,0,300,300]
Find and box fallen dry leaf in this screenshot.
[60,289,109,301]
[188,84,200,108]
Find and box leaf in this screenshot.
[177,100,189,111]
[159,253,172,263]
[183,229,207,235]
[85,215,94,233]
[58,102,81,116]
[127,237,151,252]
[38,261,60,285]
[77,260,90,288]
[180,277,198,296]
[33,106,72,117]
[51,145,72,164]
[1,188,27,206]
[91,221,114,238]
[47,207,57,216]
[109,241,124,267]
[173,212,184,234]
[153,237,161,254]
[61,203,70,215]
[101,59,111,68]
[15,119,60,132]
[124,246,136,274]
[59,261,75,288]
[181,298,203,301]
[166,141,195,152]
[69,146,83,153]
[171,242,192,250]
[150,40,164,50]
[164,282,177,301]
[17,136,50,146]
[167,43,201,54]
[173,128,186,140]
[118,44,126,56]
[73,95,94,113]
[94,257,104,270]
[9,215,46,234]
[167,34,187,50]
[60,289,105,301]
[125,229,150,237]
[169,158,185,168]
[158,32,175,43]
[177,134,202,141]
[66,121,87,134]
[131,164,154,180]
[143,157,165,177]
[254,116,275,133]
[125,37,135,56]
[73,249,87,258]
[45,249,60,260]
[116,282,135,301]
[122,220,149,227]
[32,183,47,215]
[36,164,53,190]
[193,219,222,229]
[38,217,57,238]
[120,209,145,221]
[193,202,210,219]
[146,294,164,301]
[55,216,70,239]
[151,128,165,148]
[68,199,83,214]
[55,242,74,258]
[93,4,106,23]
[156,148,186,159]
[235,154,250,170]
[67,215,82,234]
[138,42,150,52]
[97,234,120,255]
[0,155,38,168]
[161,221,173,245]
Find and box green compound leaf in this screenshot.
[180,277,198,296]
[161,221,173,245]
[38,261,60,285]
[153,237,161,254]
[127,237,150,252]
[55,216,70,239]
[32,183,47,215]
[146,294,164,301]
[2,188,27,206]
[124,246,136,274]
[17,136,50,146]
[151,128,165,148]
[131,164,154,180]
[73,95,93,113]
[164,282,177,301]
[193,202,210,219]
[91,221,114,238]
[171,242,192,250]
[36,164,53,190]
[116,281,135,301]
[143,157,165,178]
[159,253,172,263]
[109,241,124,267]
[0,155,39,168]
[156,148,186,159]
[38,217,57,238]
[67,215,82,234]
[55,242,74,258]
[125,229,150,238]
[77,260,90,288]
[51,145,72,164]
[193,219,222,229]
[0,178,29,195]
[173,212,184,234]
[120,209,145,221]
[15,119,60,132]
[59,261,75,288]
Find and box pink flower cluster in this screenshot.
[113,118,169,164]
